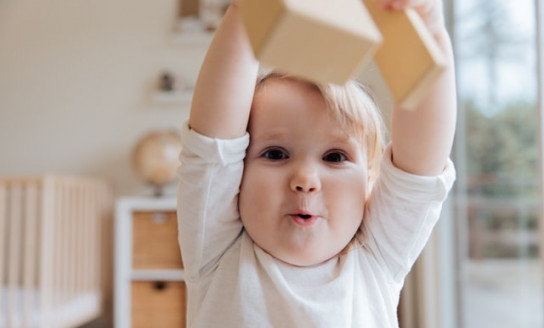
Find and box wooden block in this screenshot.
[239,0,382,84]
[132,211,183,270]
[363,0,447,110]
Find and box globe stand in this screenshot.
[152,184,165,198]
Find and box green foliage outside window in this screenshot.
[463,100,539,259]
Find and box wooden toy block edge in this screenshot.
[239,0,383,84]
[363,0,448,110]
[238,0,286,60]
[400,9,447,109]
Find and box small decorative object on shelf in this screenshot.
[158,70,189,93]
[159,71,176,92]
[131,130,182,197]
[154,71,194,105]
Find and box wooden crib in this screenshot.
[0,176,113,328]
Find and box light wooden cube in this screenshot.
[239,0,382,84]
[363,0,447,110]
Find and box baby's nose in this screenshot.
[294,184,317,193]
[290,166,321,193]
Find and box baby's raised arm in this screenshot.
[188,2,259,139]
[384,0,457,175]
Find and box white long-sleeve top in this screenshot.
[177,124,456,328]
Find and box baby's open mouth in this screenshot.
[290,213,318,226]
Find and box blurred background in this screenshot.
[450,0,542,327]
[0,0,207,197]
[1,0,543,327]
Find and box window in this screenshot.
[452,0,543,327]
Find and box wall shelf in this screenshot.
[153,89,193,105]
[171,30,214,46]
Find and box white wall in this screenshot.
[0,0,206,196]
[0,0,392,197]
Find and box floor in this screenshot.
[463,259,543,328]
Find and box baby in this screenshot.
[178,0,456,327]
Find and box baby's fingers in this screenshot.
[376,0,409,10]
[376,0,445,34]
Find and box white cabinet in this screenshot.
[115,197,185,328]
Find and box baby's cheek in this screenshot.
[239,167,268,211]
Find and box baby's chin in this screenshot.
[278,255,334,268]
[260,243,346,268]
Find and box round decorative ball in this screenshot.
[132,130,182,189]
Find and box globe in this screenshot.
[132,130,182,196]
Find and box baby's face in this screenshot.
[239,78,368,266]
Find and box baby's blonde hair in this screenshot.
[255,72,386,194]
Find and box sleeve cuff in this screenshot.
[180,122,250,166]
[380,144,456,202]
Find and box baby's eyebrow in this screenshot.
[328,132,356,144]
[251,130,288,142]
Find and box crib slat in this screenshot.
[55,181,67,305]
[62,181,69,306]
[96,183,104,296]
[40,177,55,328]
[70,180,77,301]
[54,181,61,309]
[51,181,60,314]
[89,184,98,296]
[68,182,75,301]
[66,180,74,304]
[81,184,90,294]
[101,185,109,308]
[82,182,93,296]
[7,183,23,328]
[23,182,40,328]
[68,180,75,304]
[0,181,7,325]
[100,183,113,318]
[60,181,68,306]
[75,183,83,297]
[75,180,83,299]
[96,183,104,298]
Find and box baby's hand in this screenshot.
[377,0,445,35]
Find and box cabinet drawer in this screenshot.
[131,281,186,328]
[132,211,183,269]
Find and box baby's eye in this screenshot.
[323,151,347,163]
[262,148,289,160]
